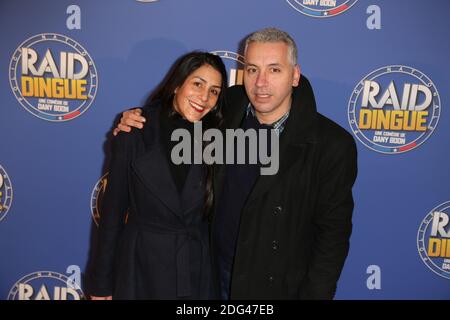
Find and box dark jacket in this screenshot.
[212,76,358,299]
[90,103,211,299]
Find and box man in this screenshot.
[114,28,357,299]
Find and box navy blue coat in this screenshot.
[90,103,211,299]
[212,76,358,299]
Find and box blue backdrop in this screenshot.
[1,0,449,299]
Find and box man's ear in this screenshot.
[292,64,301,87]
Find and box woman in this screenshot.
[89,52,227,299]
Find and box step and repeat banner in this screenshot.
[1,0,449,300]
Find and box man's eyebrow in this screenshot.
[244,63,283,67]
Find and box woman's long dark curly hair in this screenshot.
[147,51,227,218]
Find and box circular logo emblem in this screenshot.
[0,164,13,222]
[417,201,450,280]
[210,50,245,87]
[90,173,108,226]
[8,271,85,300]
[286,0,358,17]
[9,33,98,122]
[348,65,440,154]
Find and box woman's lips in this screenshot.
[189,100,205,113]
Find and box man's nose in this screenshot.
[255,71,267,87]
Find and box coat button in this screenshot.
[272,241,278,250]
[274,206,282,214]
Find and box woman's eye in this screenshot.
[211,89,219,96]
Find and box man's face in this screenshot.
[243,41,300,124]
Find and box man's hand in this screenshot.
[112,108,146,136]
[90,295,112,300]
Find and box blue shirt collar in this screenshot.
[246,103,290,135]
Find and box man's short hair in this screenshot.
[244,27,298,66]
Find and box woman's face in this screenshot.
[173,64,223,122]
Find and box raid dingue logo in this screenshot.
[210,50,245,87]
[0,164,13,222]
[348,65,440,154]
[418,201,450,280]
[8,271,84,300]
[90,173,108,226]
[286,0,358,17]
[9,33,98,122]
